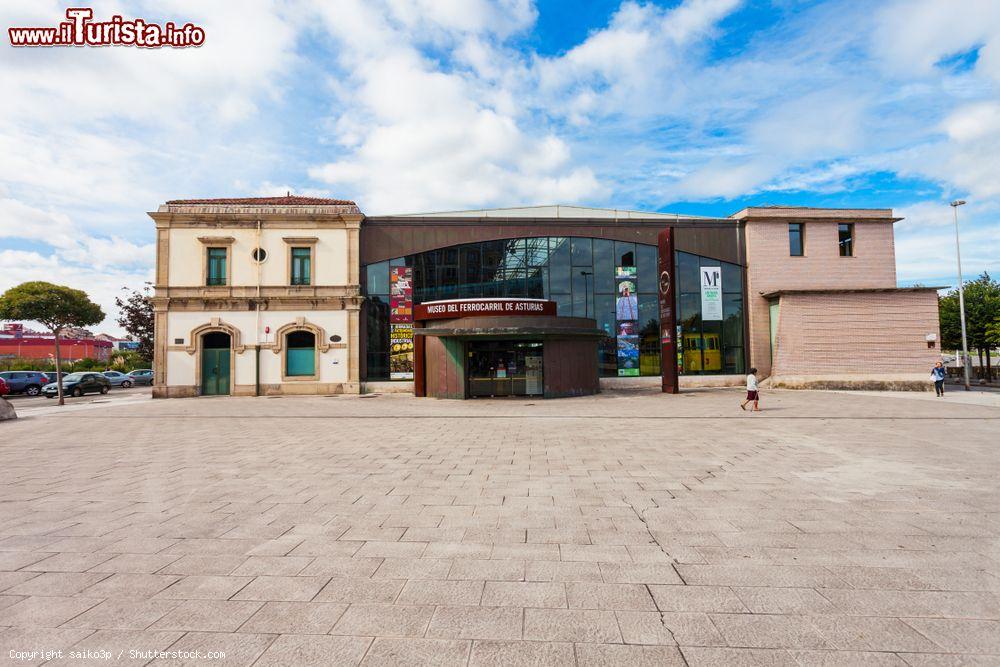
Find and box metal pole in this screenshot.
[951,200,971,391]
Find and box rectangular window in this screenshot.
[291,247,312,285]
[206,247,227,285]
[838,223,854,257]
[788,223,804,256]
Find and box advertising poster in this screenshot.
[700,265,723,320]
[389,267,413,323]
[615,266,639,376]
[615,266,638,322]
[617,334,639,375]
[389,267,414,379]
[389,323,413,379]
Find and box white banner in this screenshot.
[700,266,723,320]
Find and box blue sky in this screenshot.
[1,0,998,332]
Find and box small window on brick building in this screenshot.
[838,223,854,257]
[788,223,804,256]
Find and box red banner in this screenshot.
[414,299,556,321]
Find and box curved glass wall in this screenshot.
[364,237,744,380]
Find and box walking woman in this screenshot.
[931,360,946,397]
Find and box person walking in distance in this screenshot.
[931,360,947,397]
[741,367,760,412]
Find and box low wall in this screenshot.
[767,374,932,391]
[600,375,745,390]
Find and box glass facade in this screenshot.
[364,237,745,380]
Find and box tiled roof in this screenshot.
[166,195,356,206]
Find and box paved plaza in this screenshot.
[0,388,998,666]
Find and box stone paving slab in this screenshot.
[0,387,997,664]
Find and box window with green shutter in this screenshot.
[207,248,227,285]
[291,247,311,285]
[285,330,316,376]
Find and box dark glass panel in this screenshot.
[722,292,744,374]
[638,293,661,376]
[598,337,617,377]
[571,237,592,266]
[677,251,700,294]
[721,261,742,293]
[366,261,389,295]
[592,239,614,294]
[505,267,527,297]
[572,270,594,318]
[636,244,657,292]
[552,293,572,316]
[461,244,481,282]
[527,265,547,298]
[594,294,615,337]
[614,241,636,269]
[549,238,571,294]
[364,295,390,380]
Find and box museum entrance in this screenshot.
[467,340,543,398]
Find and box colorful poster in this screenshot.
[389,323,413,379]
[389,267,413,379]
[617,335,640,375]
[616,265,639,376]
[700,265,722,320]
[389,267,413,323]
[615,266,638,322]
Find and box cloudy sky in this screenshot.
[1,0,998,334]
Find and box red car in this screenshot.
[0,376,8,396]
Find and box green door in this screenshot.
[201,348,230,395]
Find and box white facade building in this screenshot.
[151,196,362,398]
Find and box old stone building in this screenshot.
[150,196,362,397]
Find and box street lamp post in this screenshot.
[580,271,593,318]
[950,200,972,391]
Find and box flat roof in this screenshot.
[731,206,899,221]
[377,204,724,222]
[761,286,944,298]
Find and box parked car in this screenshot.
[127,369,154,386]
[42,372,110,398]
[0,371,50,396]
[0,377,8,396]
[102,370,134,388]
[43,371,66,384]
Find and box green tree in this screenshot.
[0,282,105,405]
[938,273,1000,381]
[114,284,153,363]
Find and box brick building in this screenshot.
[734,207,940,388]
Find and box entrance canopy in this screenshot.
[412,298,604,399]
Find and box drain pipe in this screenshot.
[255,218,262,397]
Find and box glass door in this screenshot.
[467,341,543,398]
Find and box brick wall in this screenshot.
[743,216,898,376]
[772,291,941,376]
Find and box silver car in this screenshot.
[127,369,154,386]
[102,371,134,388]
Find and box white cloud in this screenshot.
[307,1,602,212]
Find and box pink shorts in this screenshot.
[746,390,759,400]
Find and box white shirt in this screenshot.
[746,374,758,391]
